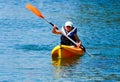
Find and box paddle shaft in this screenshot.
[43,18,54,26]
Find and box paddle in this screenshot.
[26,4,54,26]
[26,4,93,57]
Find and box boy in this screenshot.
[52,21,82,47]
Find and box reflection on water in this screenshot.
[52,56,81,66]
[52,56,81,78]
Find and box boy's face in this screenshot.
[65,26,73,32]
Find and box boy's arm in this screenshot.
[74,34,82,47]
[52,25,62,34]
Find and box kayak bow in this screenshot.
[51,45,85,58]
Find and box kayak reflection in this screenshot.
[52,56,81,78]
[52,56,81,66]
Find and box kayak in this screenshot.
[51,45,85,58]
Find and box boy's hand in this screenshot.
[76,42,82,48]
[53,25,57,29]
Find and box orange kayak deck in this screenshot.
[51,45,85,58]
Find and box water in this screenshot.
[0,0,120,82]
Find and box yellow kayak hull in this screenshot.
[51,45,85,58]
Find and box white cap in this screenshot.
[65,21,73,27]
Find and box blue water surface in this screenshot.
[0,0,120,82]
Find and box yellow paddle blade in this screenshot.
[26,4,44,18]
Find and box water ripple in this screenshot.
[15,44,53,51]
